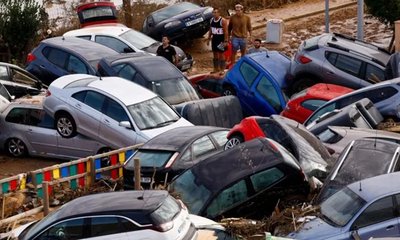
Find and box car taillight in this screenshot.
[26,53,36,63]
[45,90,51,97]
[298,55,312,64]
[152,221,174,232]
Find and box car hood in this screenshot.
[287,217,342,240]
[144,42,186,58]
[163,7,209,22]
[0,220,37,239]
[140,117,193,139]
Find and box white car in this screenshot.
[63,26,194,71]
[43,74,192,149]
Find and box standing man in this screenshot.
[157,35,179,66]
[247,38,268,54]
[207,7,228,73]
[228,3,252,65]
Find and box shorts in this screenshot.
[212,37,225,52]
[231,37,247,52]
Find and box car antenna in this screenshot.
[374,130,378,148]
[265,50,269,58]
[359,181,362,192]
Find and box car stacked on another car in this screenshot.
[169,138,310,220]
[142,2,213,42]
[287,32,391,94]
[123,126,229,189]
[42,74,192,149]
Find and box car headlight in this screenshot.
[164,20,181,29]
[203,7,213,15]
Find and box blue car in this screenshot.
[222,51,290,117]
[288,171,400,240]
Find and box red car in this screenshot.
[281,83,353,123]
[188,73,225,98]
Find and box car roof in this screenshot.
[50,74,157,105]
[329,126,400,141]
[348,171,400,202]
[102,54,183,81]
[306,83,353,100]
[64,25,130,37]
[0,62,40,81]
[139,126,228,152]
[53,190,169,219]
[40,36,118,62]
[188,138,285,193]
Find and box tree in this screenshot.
[364,0,400,26]
[0,0,47,64]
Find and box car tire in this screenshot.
[224,135,244,150]
[6,138,27,157]
[291,78,316,95]
[55,113,77,138]
[223,85,236,96]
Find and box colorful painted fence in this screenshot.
[0,144,141,198]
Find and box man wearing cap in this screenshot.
[228,3,252,65]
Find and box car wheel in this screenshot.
[223,85,236,96]
[6,138,27,157]
[224,135,244,150]
[55,113,77,138]
[291,78,316,95]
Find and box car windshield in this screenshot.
[120,29,158,50]
[150,195,181,224]
[127,96,180,130]
[151,78,200,105]
[321,187,366,227]
[152,2,200,23]
[306,102,337,126]
[126,150,175,168]
[169,169,211,214]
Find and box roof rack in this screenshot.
[331,32,390,55]
[327,42,386,67]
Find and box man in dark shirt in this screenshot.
[156,35,178,66]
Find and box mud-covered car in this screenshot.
[142,2,213,42]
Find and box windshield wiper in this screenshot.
[156,119,179,127]
[320,213,340,227]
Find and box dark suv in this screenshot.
[288,33,391,94]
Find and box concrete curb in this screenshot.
[253,1,358,31]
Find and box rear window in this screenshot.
[150,195,181,224]
[125,150,175,168]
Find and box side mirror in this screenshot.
[119,121,132,129]
[148,22,153,27]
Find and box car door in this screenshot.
[86,216,133,240]
[99,96,137,148]
[70,90,103,142]
[34,218,85,239]
[350,195,399,239]
[56,134,101,159]
[235,61,260,116]
[253,75,286,116]
[41,46,70,81]
[22,109,58,156]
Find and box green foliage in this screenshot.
[0,0,47,64]
[365,0,400,26]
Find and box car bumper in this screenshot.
[177,55,194,72]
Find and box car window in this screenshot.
[113,64,136,81]
[151,195,181,224]
[365,64,385,83]
[192,135,216,159]
[90,216,137,237]
[0,65,8,79]
[198,79,223,93]
[28,109,54,129]
[250,167,284,192]
[77,35,91,41]
[133,73,150,88]
[43,47,68,69]
[82,91,105,112]
[256,76,281,112]
[72,91,86,102]
[307,102,336,124]
[210,131,229,147]
[5,108,30,124]
[301,99,327,111]
[36,218,84,240]
[332,54,362,77]
[239,61,259,87]
[95,35,131,53]
[352,196,395,229]
[103,97,130,122]
[125,150,175,168]
[67,55,88,74]
[206,180,248,218]
[10,68,38,87]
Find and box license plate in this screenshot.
[185,17,203,27]
[181,64,191,70]
[141,177,151,183]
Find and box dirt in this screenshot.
[0,0,393,180]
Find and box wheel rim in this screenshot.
[223,89,233,96]
[57,117,73,137]
[225,138,241,150]
[8,139,25,157]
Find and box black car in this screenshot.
[0,62,43,98]
[316,138,400,204]
[169,138,310,220]
[25,36,119,85]
[98,53,200,105]
[123,126,229,189]
[142,2,213,42]
[17,190,197,240]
